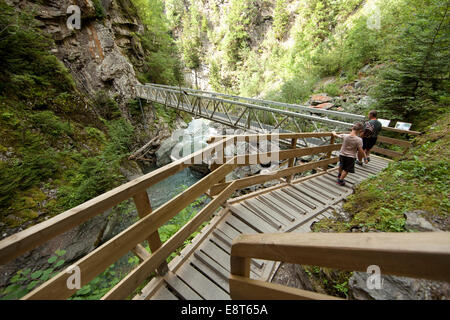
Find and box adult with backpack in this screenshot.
[359,110,382,165]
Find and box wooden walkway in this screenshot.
[136,156,390,300]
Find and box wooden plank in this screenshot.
[270,190,314,216]
[229,204,276,233]
[100,181,237,300]
[371,146,403,158]
[131,244,151,262]
[133,191,167,274]
[299,181,336,201]
[190,255,230,293]
[132,276,165,300]
[227,183,288,204]
[169,208,231,274]
[211,157,340,196]
[286,138,298,183]
[288,183,330,206]
[377,135,411,148]
[257,195,297,221]
[261,193,305,217]
[324,172,359,185]
[381,126,421,136]
[244,199,285,228]
[308,179,344,197]
[277,187,321,209]
[207,132,334,143]
[293,182,332,203]
[151,285,178,300]
[249,198,293,225]
[212,228,264,270]
[200,239,231,272]
[226,215,260,235]
[241,202,282,230]
[194,250,230,282]
[315,175,359,189]
[176,263,230,300]
[229,275,341,300]
[164,272,202,300]
[273,188,316,210]
[0,137,233,265]
[231,232,450,283]
[319,174,354,191]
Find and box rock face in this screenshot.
[310,94,333,105]
[349,272,450,300]
[8,0,145,111]
[404,210,441,232]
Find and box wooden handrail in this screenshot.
[0,130,417,300]
[0,137,232,265]
[22,157,238,300]
[229,232,450,300]
[206,132,335,143]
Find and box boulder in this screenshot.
[404,210,441,232]
[310,94,333,105]
[349,272,421,300]
[156,137,178,167]
[314,102,334,110]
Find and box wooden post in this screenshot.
[323,135,335,170]
[133,191,169,275]
[286,138,298,183]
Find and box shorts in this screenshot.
[363,137,378,150]
[339,155,356,173]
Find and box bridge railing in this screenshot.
[229,232,450,300]
[0,132,346,300]
[137,83,422,137]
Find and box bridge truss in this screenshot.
[136,83,365,147]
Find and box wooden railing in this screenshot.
[0,130,417,300]
[229,232,450,300]
[0,132,339,300]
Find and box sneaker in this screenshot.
[363,157,369,164]
[336,179,346,186]
[337,172,341,179]
[367,157,371,162]
[356,160,363,166]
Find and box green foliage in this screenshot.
[0,0,75,107]
[159,187,209,262]
[221,0,256,68]
[0,149,58,211]
[179,1,203,70]
[132,0,183,85]
[94,91,121,120]
[69,264,122,300]
[92,0,106,20]
[273,0,290,41]
[372,1,450,127]
[58,118,134,209]
[0,250,66,300]
[29,111,73,137]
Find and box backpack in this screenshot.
[363,121,375,138]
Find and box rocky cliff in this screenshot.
[7,0,145,112]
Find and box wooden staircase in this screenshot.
[1,130,447,300]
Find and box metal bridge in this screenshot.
[136,83,364,147]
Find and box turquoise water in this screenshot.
[143,166,203,210]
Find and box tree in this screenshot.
[374,0,450,124]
